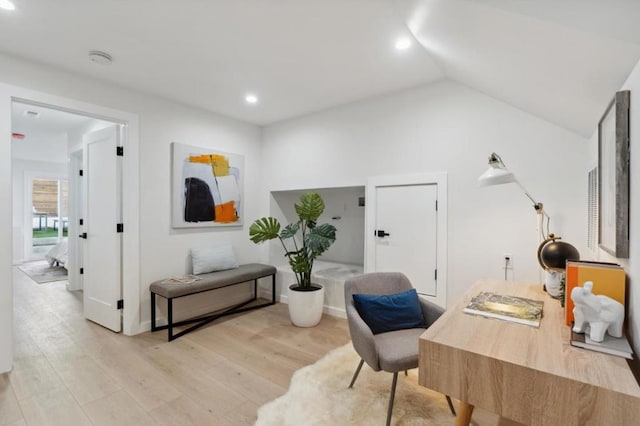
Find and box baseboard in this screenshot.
[257,287,277,301]
[323,305,347,319]
[139,320,152,333]
[278,294,346,319]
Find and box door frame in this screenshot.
[67,149,83,291]
[365,172,448,308]
[1,83,140,342]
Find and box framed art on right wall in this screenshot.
[598,90,630,258]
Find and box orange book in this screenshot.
[564,261,626,325]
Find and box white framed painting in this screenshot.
[171,142,244,228]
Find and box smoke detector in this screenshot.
[88,50,113,65]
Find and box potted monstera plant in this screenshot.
[249,191,336,327]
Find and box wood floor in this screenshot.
[2,268,519,426]
[1,268,351,425]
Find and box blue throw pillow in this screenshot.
[352,289,426,334]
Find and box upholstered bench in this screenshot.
[150,263,276,341]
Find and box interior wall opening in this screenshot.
[269,185,366,317]
[11,100,122,328]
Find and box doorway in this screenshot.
[0,86,140,373]
[365,173,448,308]
[11,100,127,333]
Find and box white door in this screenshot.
[373,184,438,296]
[82,125,122,332]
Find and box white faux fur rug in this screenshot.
[255,344,455,425]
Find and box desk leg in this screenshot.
[455,402,474,426]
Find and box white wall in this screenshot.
[262,80,589,306]
[313,186,365,265]
[12,131,67,163]
[0,53,264,372]
[67,118,112,153]
[587,58,640,355]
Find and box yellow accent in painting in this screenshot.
[188,154,230,176]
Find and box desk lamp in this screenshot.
[478,152,579,297]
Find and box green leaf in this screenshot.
[248,192,336,289]
[249,217,281,244]
[295,192,324,222]
[305,223,337,257]
[280,221,300,239]
[288,253,310,274]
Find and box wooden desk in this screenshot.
[419,279,640,426]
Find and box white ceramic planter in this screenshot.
[287,284,325,327]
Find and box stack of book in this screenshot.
[463,292,544,327]
[570,330,633,359]
[565,260,626,325]
[161,275,202,284]
[565,261,632,360]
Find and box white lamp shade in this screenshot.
[478,164,516,186]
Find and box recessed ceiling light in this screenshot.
[88,50,113,65]
[395,37,412,51]
[0,0,15,11]
[245,94,258,104]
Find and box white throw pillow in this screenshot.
[191,245,239,275]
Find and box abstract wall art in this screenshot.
[598,90,630,258]
[171,142,243,228]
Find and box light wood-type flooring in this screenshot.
[1,268,351,425]
[3,267,517,426]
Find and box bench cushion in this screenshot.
[150,263,276,299]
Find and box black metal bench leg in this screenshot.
[151,292,157,331]
[271,273,276,304]
[168,298,174,341]
[253,279,258,301]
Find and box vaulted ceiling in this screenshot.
[1,0,638,137]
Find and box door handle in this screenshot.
[79,233,87,239]
[376,230,390,238]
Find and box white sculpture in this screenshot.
[571,281,624,342]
